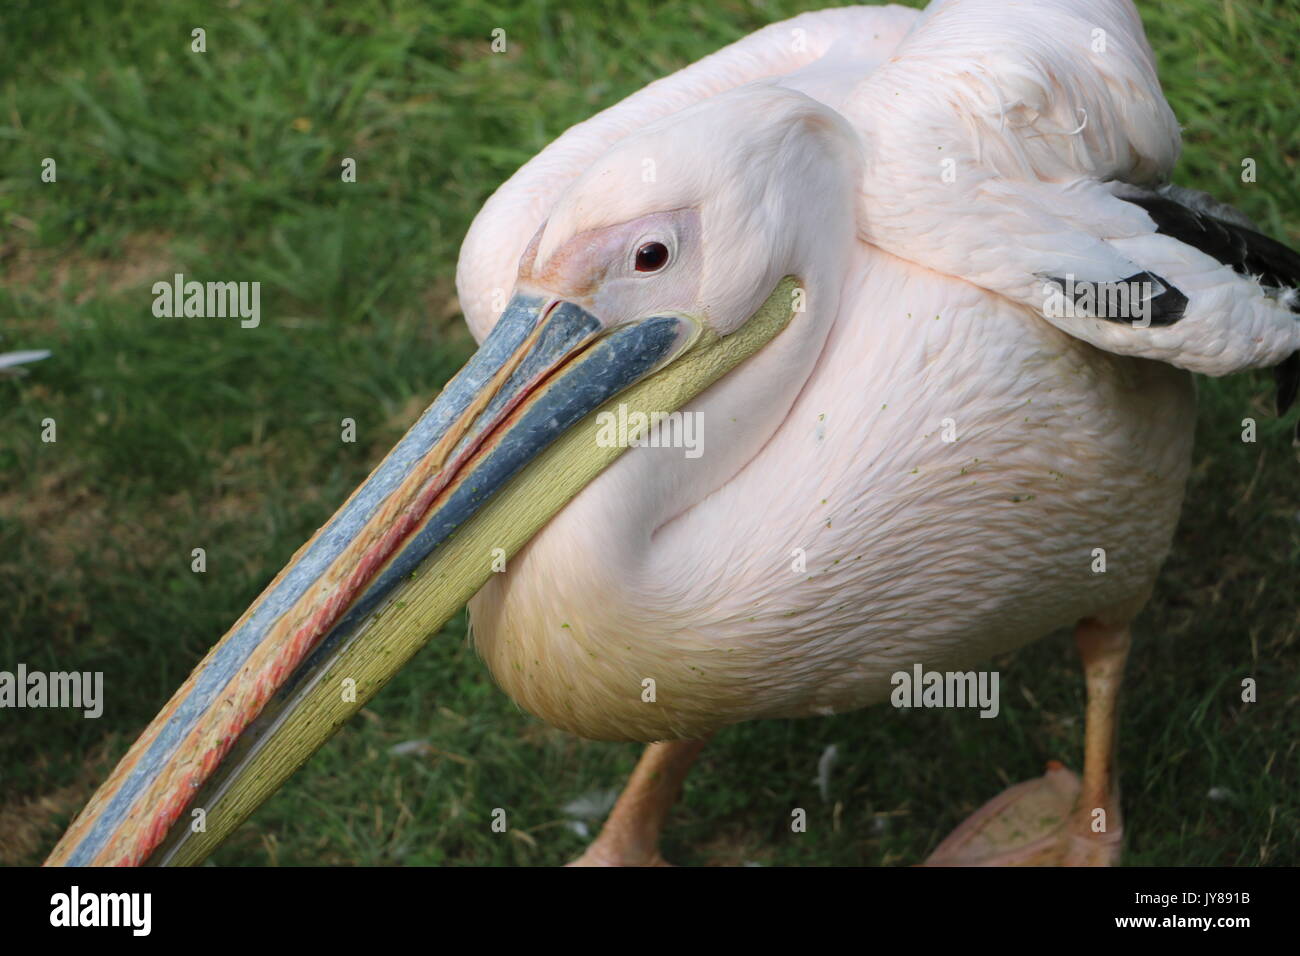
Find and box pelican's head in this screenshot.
[518,84,860,337]
[46,85,853,867]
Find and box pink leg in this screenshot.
[567,739,707,867]
[925,619,1130,866]
[1061,618,1129,865]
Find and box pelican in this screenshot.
[49,0,1299,867]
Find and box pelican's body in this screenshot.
[460,0,1217,742]
[51,0,1299,867]
[472,247,1193,741]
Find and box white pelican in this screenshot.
[49,0,1299,867]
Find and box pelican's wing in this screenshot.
[845,0,1300,405]
[455,3,921,342]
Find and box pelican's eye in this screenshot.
[634,241,670,273]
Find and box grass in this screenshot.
[1,0,1297,866]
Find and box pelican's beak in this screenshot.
[46,277,797,866]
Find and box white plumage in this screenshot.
[450,0,1297,863]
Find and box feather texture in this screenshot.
[454,1,1291,740]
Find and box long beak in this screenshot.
[46,277,798,866]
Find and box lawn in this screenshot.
[1,0,1296,866]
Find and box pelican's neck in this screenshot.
[576,264,848,588]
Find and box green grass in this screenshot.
[2,0,1297,866]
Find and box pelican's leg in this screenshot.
[923,619,1130,866]
[567,738,707,867]
[1059,618,1128,865]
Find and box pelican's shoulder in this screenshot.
[838,0,1300,429]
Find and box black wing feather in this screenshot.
[1119,189,1300,418]
[1121,193,1300,299]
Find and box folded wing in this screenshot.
[846,0,1299,399]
